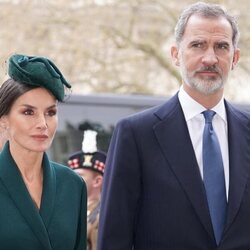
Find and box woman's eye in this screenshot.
[46,110,57,116]
[23,109,34,115]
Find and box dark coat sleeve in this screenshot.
[98,118,142,249]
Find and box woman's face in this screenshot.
[3,87,58,153]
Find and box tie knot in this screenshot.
[203,110,216,123]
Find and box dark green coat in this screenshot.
[0,142,87,250]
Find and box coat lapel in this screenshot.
[153,94,214,240]
[224,102,249,233]
[40,153,56,229]
[0,142,53,250]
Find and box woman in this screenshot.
[0,54,87,250]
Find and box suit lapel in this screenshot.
[0,142,53,250]
[153,95,214,240]
[224,102,249,232]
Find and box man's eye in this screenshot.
[217,44,229,50]
[192,43,203,48]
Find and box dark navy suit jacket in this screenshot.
[97,94,250,250]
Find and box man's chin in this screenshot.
[188,78,223,95]
[196,84,224,95]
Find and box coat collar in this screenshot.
[0,142,56,249]
[153,94,250,243]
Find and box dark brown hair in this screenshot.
[0,79,38,118]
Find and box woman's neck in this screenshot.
[9,142,44,181]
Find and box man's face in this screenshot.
[172,14,240,96]
[74,168,98,196]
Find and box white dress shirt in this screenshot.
[178,86,229,199]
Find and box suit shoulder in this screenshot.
[226,102,250,121]
[124,104,159,120]
[116,94,179,128]
[115,106,158,133]
[117,100,168,126]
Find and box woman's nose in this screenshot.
[36,115,48,130]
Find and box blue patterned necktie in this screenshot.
[202,110,227,245]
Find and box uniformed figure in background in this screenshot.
[68,130,106,250]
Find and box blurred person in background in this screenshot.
[0,54,87,250]
[68,130,106,250]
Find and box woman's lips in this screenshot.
[31,135,49,140]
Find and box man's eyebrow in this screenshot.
[216,41,230,45]
[188,40,206,45]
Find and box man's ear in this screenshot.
[232,48,240,70]
[94,175,103,188]
[171,45,180,66]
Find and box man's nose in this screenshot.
[201,48,218,65]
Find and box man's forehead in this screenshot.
[185,14,233,34]
[182,15,233,43]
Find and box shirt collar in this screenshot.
[178,85,227,123]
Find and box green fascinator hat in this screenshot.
[8,54,71,101]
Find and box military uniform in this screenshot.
[68,130,106,250]
[87,199,101,250]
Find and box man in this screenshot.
[68,130,106,250]
[97,2,250,249]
